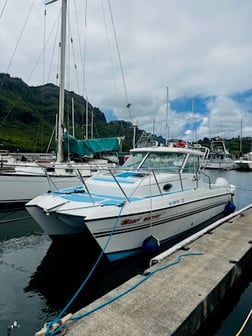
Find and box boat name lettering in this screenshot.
[143,214,161,221]
[121,217,142,225]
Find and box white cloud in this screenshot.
[0,0,252,141]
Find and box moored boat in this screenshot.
[205,137,235,170]
[26,144,236,262]
[234,152,252,171]
[0,136,121,206]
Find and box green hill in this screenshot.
[0,73,148,153]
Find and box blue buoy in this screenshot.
[142,235,160,254]
[224,201,236,214]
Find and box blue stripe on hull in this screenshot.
[106,249,141,262]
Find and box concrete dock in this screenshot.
[54,206,252,336]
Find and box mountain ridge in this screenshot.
[0,73,150,153]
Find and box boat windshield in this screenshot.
[122,151,198,172]
[122,152,147,169]
[141,152,187,172]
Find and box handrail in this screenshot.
[151,169,163,196]
[134,167,186,196]
[178,169,184,191]
[41,166,58,191]
[41,164,85,193]
[201,171,212,189]
[76,169,95,204]
[71,164,199,204]
[108,169,131,202]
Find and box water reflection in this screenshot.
[0,207,43,242]
[24,236,150,314]
[0,210,50,336]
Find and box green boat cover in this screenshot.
[63,133,121,156]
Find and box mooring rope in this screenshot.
[43,252,203,336]
[235,308,252,336]
[70,252,203,321]
[44,201,126,336]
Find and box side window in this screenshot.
[173,153,186,167]
[183,155,199,173]
[142,153,159,170]
[123,152,145,169]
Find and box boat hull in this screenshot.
[0,174,81,205]
[234,161,252,171]
[0,160,115,205]
[26,190,233,261]
[204,161,235,170]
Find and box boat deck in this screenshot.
[54,187,143,205]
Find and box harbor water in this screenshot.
[0,170,252,336]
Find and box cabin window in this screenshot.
[65,168,74,174]
[122,152,147,169]
[183,155,200,173]
[141,152,186,172]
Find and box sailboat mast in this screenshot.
[239,118,243,156]
[71,97,75,137]
[57,0,67,162]
[85,95,89,139]
[165,87,170,145]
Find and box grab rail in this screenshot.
[106,167,189,199]
[108,169,131,203]
[41,163,202,203]
[201,171,212,189]
[76,169,96,204]
[151,169,163,196]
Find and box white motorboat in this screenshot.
[234,152,252,171]
[26,144,236,262]
[205,137,235,170]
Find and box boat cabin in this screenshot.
[122,147,206,174]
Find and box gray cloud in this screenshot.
[0,0,251,140]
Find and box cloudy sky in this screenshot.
[0,0,252,142]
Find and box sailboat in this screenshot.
[0,0,122,206]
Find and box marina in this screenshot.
[0,170,251,335]
[0,1,251,334]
